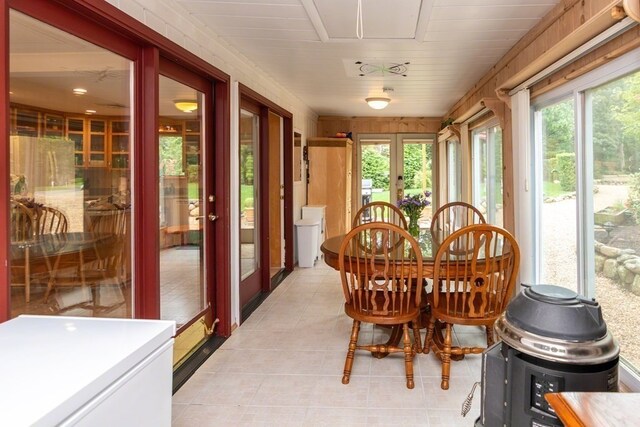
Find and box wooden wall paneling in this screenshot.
[447,0,626,119]
[268,112,281,269]
[317,116,441,138]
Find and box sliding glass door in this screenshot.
[532,64,640,378]
[8,9,133,318]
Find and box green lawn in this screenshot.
[543,180,573,198]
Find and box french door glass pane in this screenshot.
[158,75,205,326]
[538,98,577,290]
[402,139,433,225]
[589,70,640,373]
[9,10,133,318]
[361,140,391,204]
[240,109,259,280]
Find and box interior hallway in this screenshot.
[172,260,485,426]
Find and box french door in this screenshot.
[158,60,215,366]
[357,133,435,225]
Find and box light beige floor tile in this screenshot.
[240,406,307,426]
[367,377,427,409]
[423,377,481,412]
[322,350,372,377]
[172,403,247,427]
[303,407,369,426]
[191,372,266,406]
[427,408,479,427]
[366,408,430,426]
[174,262,478,427]
[171,403,188,422]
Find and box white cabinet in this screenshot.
[0,315,175,427]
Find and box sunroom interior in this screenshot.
[3,0,640,424]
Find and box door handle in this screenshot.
[208,213,219,222]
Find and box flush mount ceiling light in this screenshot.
[73,88,87,95]
[366,97,391,110]
[174,99,198,113]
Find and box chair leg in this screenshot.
[486,326,495,347]
[441,323,452,390]
[342,320,360,385]
[423,315,436,354]
[402,323,415,389]
[411,318,422,354]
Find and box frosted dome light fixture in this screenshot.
[366,97,390,110]
[174,99,198,113]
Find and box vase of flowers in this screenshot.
[397,191,432,237]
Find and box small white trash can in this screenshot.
[295,218,320,267]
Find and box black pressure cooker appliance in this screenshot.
[476,284,619,427]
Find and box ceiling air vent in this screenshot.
[344,60,409,78]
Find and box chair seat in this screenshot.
[344,297,420,325]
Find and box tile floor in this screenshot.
[172,260,484,426]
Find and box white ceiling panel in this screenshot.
[313,0,422,39]
[200,15,316,31]
[180,2,308,19]
[177,0,562,116]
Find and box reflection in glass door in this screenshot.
[158,76,206,338]
[240,109,259,281]
[8,10,133,318]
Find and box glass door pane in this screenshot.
[158,76,205,326]
[240,109,259,280]
[8,10,133,318]
[399,135,434,228]
[472,125,503,226]
[588,70,640,373]
[535,98,577,290]
[359,136,393,206]
[447,140,462,202]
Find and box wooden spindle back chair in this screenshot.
[339,222,423,389]
[352,201,408,230]
[430,201,486,246]
[424,224,520,390]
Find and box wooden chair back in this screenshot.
[339,222,423,320]
[432,224,520,323]
[430,201,486,245]
[86,208,128,236]
[10,201,37,241]
[352,201,408,230]
[37,206,68,235]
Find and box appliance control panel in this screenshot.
[531,373,563,416]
